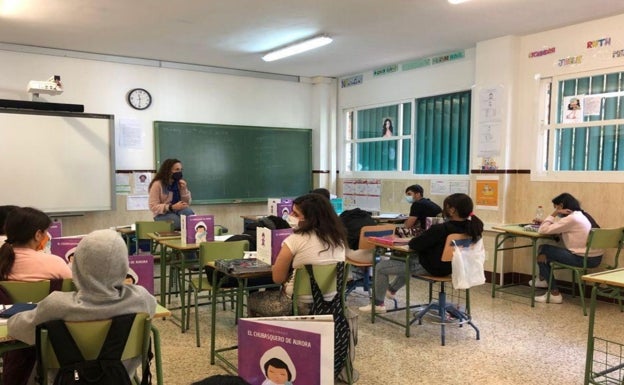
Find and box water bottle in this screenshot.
[534,206,544,224]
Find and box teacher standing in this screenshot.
[148,158,194,230]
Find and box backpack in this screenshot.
[339,209,376,250]
[36,313,147,385]
[304,263,350,378]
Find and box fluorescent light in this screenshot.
[448,0,470,4]
[262,35,333,62]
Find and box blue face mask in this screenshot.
[405,195,414,204]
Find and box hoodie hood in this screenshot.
[72,229,128,299]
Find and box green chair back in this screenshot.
[0,279,75,303]
[584,227,624,268]
[198,240,249,267]
[135,221,172,254]
[292,263,340,299]
[38,313,151,371]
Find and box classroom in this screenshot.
[1,2,624,384]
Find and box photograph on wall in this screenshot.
[562,95,584,123]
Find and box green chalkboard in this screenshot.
[154,121,312,204]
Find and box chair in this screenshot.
[36,313,153,385]
[345,224,395,295]
[292,262,353,384]
[547,227,624,316]
[0,278,75,303]
[412,233,481,346]
[134,221,172,255]
[185,240,249,347]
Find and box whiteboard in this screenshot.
[0,109,114,213]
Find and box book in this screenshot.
[50,236,84,263]
[268,198,293,218]
[257,227,293,265]
[214,258,272,275]
[238,315,335,385]
[180,214,215,245]
[0,303,37,318]
[128,254,155,294]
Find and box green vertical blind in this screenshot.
[555,71,624,171]
[415,91,471,174]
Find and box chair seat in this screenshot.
[345,258,372,268]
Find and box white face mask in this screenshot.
[287,215,300,229]
[405,195,414,204]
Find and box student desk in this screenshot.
[157,238,201,332]
[115,226,136,250]
[490,225,554,307]
[372,214,408,224]
[209,262,275,371]
[367,239,423,337]
[147,232,183,306]
[582,268,624,385]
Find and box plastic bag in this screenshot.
[452,238,486,289]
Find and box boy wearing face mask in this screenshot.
[403,184,442,231]
[148,158,194,230]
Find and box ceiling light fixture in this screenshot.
[262,35,333,62]
[448,0,470,4]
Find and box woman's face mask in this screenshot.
[172,171,183,181]
[287,215,300,229]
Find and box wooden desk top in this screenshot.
[240,214,266,221]
[158,239,200,250]
[491,224,553,238]
[115,226,136,235]
[0,304,171,343]
[582,268,624,287]
[147,232,182,241]
[367,238,412,252]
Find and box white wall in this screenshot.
[0,49,315,170]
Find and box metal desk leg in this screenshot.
[178,251,187,333]
[491,232,504,298]
[210,268,219,365]
[159,245,168,306]
[584,285,598,385]
[404,254,411,337]
[530,238,538,307]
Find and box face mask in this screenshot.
[37,233,50,251]
[172,171,183,181]
[405,195,414,204]
[287,215,300,229]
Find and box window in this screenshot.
[542,69,624,172]
[344,90,471,175]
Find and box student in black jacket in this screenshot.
[403,184,442,230]
[359,193,483,314]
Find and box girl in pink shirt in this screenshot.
[0,207,71,281]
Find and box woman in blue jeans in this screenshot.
[148,158,194,230]
[534,193,602,304]
[359,193,483,313]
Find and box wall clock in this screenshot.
[127,88,152,110]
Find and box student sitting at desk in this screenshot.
[149,158,194,230]
[534,193,603,304]
[403,184,442,231]
[8,229,156,384]
[360,193,483,313]
[248,193,346,316]
[0,207,72,385]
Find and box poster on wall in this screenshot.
[562,95,584,123]
[342,179,381,212]
[475,177,499,210]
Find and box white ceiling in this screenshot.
[1,0,624,78]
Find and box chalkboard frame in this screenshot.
[154,121,312,204]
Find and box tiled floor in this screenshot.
[153,280,623,385]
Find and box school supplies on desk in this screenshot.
[367,236,412,246]
[215,258,272,274]
[153,231,181,237]
[0,303,37,318]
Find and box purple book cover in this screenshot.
[128,254,154,294]
[181,214,214,245]
[238,317,333,385]
[48,221,62,238]
[50,236,83,263]
[257,228,292,265]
